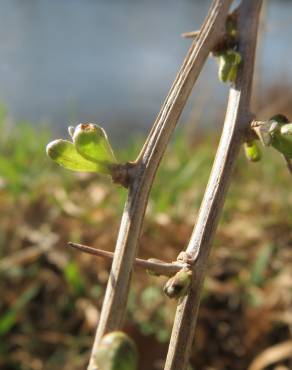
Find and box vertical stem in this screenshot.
[87,1,233,369]
[165,1,263,369]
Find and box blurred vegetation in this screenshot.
[0,108,292,370]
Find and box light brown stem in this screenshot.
[181,30,200,39]
[164,2,263,369]
[87,1,233,368]
[67,242,183,276]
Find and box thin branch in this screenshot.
[181,30,200,39]
[164,2,263,370]
[67,242,183,276]
[87,1,233,368]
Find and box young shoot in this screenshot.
[46,123,118,175]
[94,331,138,370]
[218,50,242,84]
[268,115,292,158]
[163,269,192,299]
[244,141,262,162]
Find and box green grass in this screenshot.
[1,110,291,215]
[1,113,292,370]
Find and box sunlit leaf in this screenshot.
[46,139,104,172]
[73,123,117,171]
[218,50,241,83]
[280,123,292,136]
[269,116,292,158]
[271,135,292,158]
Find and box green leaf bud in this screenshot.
[163,269,192,299]
[94,331,138,370]
[46,139,105,172]
[73,123,117,173]
[218,50,242,84]
[269,115,292,158]
[270,135,292,158]
[244,141,262,162]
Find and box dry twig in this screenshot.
[164,2,263,369]
[67,242,183,277]
[181,30,200,39]
[87,1,233,368]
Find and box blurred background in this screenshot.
[1,0,292,140]
[1,1,292,369]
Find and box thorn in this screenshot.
[181,30,200,39]
[68,242,114,259]
[67,242,183,277]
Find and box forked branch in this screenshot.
[87,0,233,368]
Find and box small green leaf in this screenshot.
[46,139,104,172]
[218,56,229,83]
[244,141,262,162]
[226,65,237,83]
[280,123,292,136]
[218,50,242,83]
[94,331,138,370]
[269,115,292,158]
[271,135,292,158]
[73,123,117,170]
